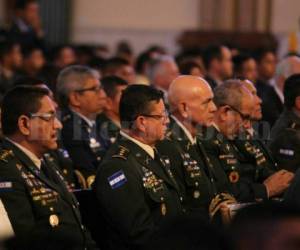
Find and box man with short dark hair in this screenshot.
[0,86,96,249]
[269,74,300,172]
[0,40,23,101]
[94,85,185,249]
[97,76,128,148]
[203,45,233,89]
[102,57,136,84]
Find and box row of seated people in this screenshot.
[0,66,299,249]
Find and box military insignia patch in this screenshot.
[108,170,127,189]
[0,182,12,191]
[112,146,129,160]
[0,150,14,163]
[229,171,239,183]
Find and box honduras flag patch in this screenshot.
[108,170,127,189]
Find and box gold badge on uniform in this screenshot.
[161,203,167,216]
[49,214,59,227]
[229,171,239,183]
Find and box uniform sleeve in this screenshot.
[0,163,36,246]
[94,159,155,248]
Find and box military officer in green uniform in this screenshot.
[0,86,97,249]
[157,75,236,220]
[269,74,300,172]
[201,80,293,202]
[233,79,278,174]
[94,85,185,250]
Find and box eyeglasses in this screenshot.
[29,112,57,122]
[225,105,251,122]
[139,111,169,121]
[75,85,103,93]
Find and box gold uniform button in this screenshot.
[49,207,54,211]
[193,191,200,199]
[49,214,59,227]
[180,197,183,201]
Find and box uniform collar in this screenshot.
[5,137,41,169]
[71,109,95,128]
[120,131,154,159]
[171,115,196,144]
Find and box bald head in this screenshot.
[168,75,212,111]
[168,75,216,129]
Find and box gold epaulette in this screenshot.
[112,145,130,160]
[0,150,14,163]
[87,175,96,188]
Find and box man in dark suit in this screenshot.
[0,86,96,249]
[57,65,107,188]
[203,45,233,89]
[94,85,185,250]
[8,0,45,48]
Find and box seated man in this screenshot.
[57,65,107,188]
[0,86,96,249]
[94,85,185,250]
[269,74,300,172]
[200,80,293,202]
[97,76,128,148]
[158,75,235,220]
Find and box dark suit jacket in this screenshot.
[61,110,106,180]
[0,139,96,250]
[256,80,283,129]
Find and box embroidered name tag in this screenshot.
[108,170,127,189]
[0,182,12,191]
[279,149,294,156]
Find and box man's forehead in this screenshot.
[38,95,56,112]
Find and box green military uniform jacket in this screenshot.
[0,139,96,250]
[269,109,300,172]
[199,126,269,202]
[156,117,217,220]
[94,134,185,250]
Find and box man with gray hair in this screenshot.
[200,80,293,202]
[147,55,179,100]
[57,65,107,188]
[261,55,300,127]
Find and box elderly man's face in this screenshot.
[221,91,253,138]
[242,80,262,121]
[185,84,217,127]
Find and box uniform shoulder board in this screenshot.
[0,150,14,163]
[112,145,130,160]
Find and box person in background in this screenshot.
[233,53,258,83]
[102,57,136,84]
[8,0,45,48]
[97,76,128,148]
[203,45,233,89]
[147,55,179,101]
[0,40,23,102]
